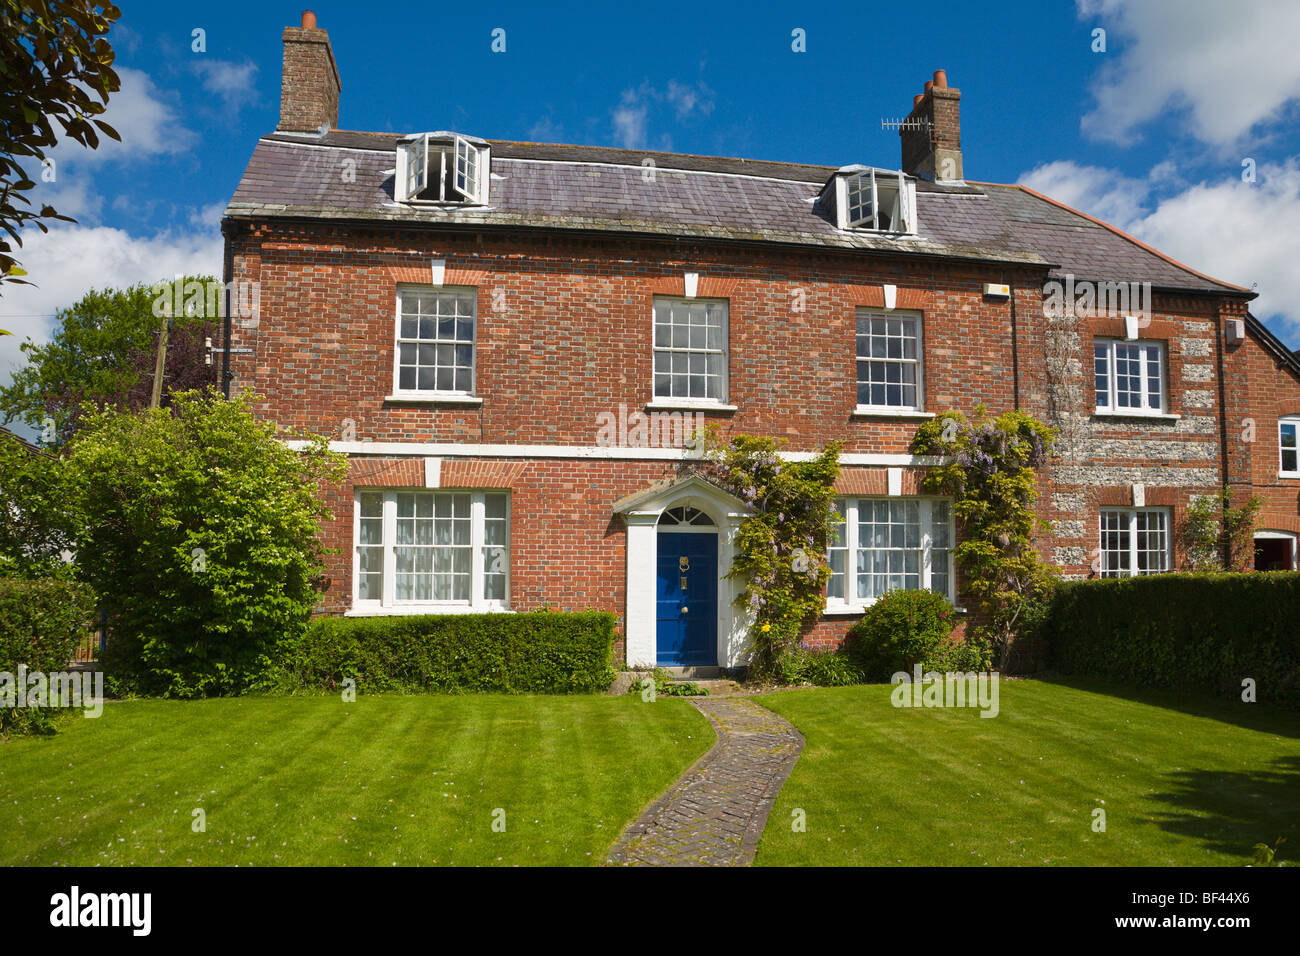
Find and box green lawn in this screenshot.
[757,678,1300,866]
[0,695,711,866]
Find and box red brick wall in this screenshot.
[277,26,340,133]
[225,219,1260,660]
[226,224,1026,451]
[1222,315,1300,541]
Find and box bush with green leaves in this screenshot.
[1178,489,1262,571]
[844,589,964,682]
[627,667,707,697]
[266,611,617,694]
[776,647,865,686]
[1043,572,1300,708]
[68,390,345,698]
[0,431,76,577]
[0,577,95,736]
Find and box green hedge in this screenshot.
[0,577,96,735]
[266,611,617,694]
[0,577,95,673]
[1042,572,1300,708]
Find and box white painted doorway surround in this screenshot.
[616,475,754,669]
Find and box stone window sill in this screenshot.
[384,393,484,406]
[346,604,512,616]
[1091,411,1181,422]
[851,407,936,419]
[644,401,737,413]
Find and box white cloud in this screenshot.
[0,225,223,392]
[191,59,259,112]
[21,67,196,226]
[69,66,195,162]
[527,116,563,143]
[1136,160,1300,331]
[665,80,715,120]
[612,88,650,149]
[1019,158,1300,335]
[1078,0,1300,146]
[1019,159,1151,231]
[610,80,714,149]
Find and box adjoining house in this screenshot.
[0,425,41,457]
[220,13,1300,668]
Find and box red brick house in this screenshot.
[220,14,1297,669]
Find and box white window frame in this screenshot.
[395,133,490,204]
[398,133,429,202]
[453,135,480,201]
[1094,339,1167,416]
[826,497,954,611]
[1279,416,1300,476]
[855,309,924,412]
[652,296,730,405]
[837,168,915,233]
[1098,507,1171,578]
[1254,530,1298,570]
[352,489,510,613]
[392,285,477,398]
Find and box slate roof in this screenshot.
[225,129,1249,296]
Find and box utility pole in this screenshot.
[149,315,171,410]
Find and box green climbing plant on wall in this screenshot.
[911,406,1058,664]
[695,429,842,678]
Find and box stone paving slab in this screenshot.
[606,696,804,867]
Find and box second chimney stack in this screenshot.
[900,69,962,183]
[278,10,341,133]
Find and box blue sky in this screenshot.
[4,0,1300,394]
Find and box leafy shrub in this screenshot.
[265,611,617,694]
[845,589,961,682]
[776,648,865,686]
[68,390,345,698]
[627,668,708,697]
[926,631,995,673]
[0,433,77,576]
[1042,573,1300,708]
[0,577,95,736]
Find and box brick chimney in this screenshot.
[900,69,962,183]
[277,10,341,133]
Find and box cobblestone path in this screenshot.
[606,696,804,866]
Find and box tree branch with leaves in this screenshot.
[0,1,121,285]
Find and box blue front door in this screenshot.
[656,532,718,666]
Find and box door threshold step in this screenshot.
[661,666,722,679]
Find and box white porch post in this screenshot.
[625,512,659,668]
[719,510,754,668]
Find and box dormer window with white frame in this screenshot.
[830,167,916,233]
[395,132,491,204]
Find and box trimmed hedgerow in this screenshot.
[1042,572,1300,708]
[265,611,617,695]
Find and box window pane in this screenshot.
[652,297,728,401]
[1282,423,1299,472]
[396,288,476,392]
[1094,344,1110,408]
[855,310,920,409]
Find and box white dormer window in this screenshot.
[396,132,490,204]
[831,167,915,233]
